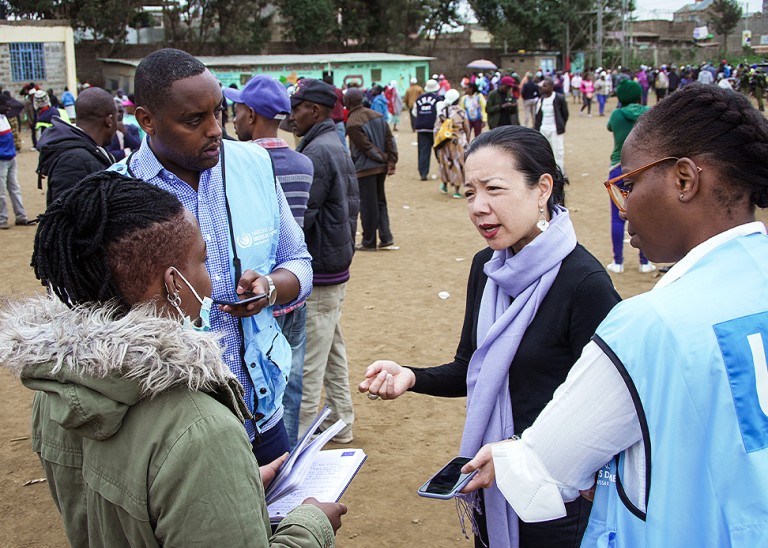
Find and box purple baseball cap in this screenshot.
[222,75,290,120]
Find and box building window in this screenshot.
[371,68,382,84]
[10,42,46,82]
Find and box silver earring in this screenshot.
[679,193,684,199]
[166,288,184,320]
[536,205,549,232]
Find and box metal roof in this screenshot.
[676,0,714,13]
[100,52,436,68]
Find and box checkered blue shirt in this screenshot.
[126,140,312,441]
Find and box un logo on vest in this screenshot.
[237,232,253,249]
[715,311,768,452]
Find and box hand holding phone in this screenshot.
[417,457,478,499]
[212,293,267,307]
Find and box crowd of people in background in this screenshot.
[1,49,768,547]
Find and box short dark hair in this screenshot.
[466,125,568,211]
[632,83,768,210]
[134,48,206,114]
[32,171,196,312]
[74,87,116,125]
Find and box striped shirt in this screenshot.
[253,137,314,318]
[127,140,312,441]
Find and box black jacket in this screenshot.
[37,116,115,206]
[296,118,360,280]
[535,93,569,135]
[413,92,440,131]
[409,244,620,434]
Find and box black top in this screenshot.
[411,244,621,434]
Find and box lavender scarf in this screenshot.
[459,205,577,548]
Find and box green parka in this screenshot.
[0,296,335,548]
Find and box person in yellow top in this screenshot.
[461,82,487,140]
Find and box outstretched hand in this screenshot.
[358,360,416,400]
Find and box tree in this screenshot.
[420,0,464,51]
[709,0,742,54]
[2,0,144,49]
[275,0,337,50]
[162,0,271,54]
[470,0,628,68]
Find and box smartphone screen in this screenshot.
[212,293,267,307]
[422,457,473,495]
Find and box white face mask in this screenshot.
[167,267,212,332]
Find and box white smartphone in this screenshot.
[417,456,477,500]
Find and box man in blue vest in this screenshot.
[412,79,440,181]
[121,48,312,465]
[224,74,315,449]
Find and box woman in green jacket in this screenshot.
[0,171,344,547]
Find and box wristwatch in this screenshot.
[265,275,277,306]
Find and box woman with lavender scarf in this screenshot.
[359,126,620,548]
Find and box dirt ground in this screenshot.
[1,99,766,548]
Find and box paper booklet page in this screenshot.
[267,449,367,522]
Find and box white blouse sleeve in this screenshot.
[492,340,643,522]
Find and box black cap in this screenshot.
[290,78,337,109]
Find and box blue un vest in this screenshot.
[110,141,292,429]
[582,232,768,547]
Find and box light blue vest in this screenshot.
[110,141,292,429]
[582,232,768,547]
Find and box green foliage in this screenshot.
[2,0,144,44]
[327,0,461,52]
[276,0,337,50]
[161,0,272,54]
[471,0,627,58]
[709,0,742,51]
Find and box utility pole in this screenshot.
[621,0,628,67]
[597,0,604,69]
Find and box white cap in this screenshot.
[410,77,418,84]
[444,88,461,105]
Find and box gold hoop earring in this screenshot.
[536,205,549,232]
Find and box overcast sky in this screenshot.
[634,0,763,20]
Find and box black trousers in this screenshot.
[417,131,433,179]
[358,172,393,248]
[474,492,592,548]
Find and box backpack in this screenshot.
[433,109,455,150]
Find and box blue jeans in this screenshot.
[251,418,290,464]
[597,94,607,115]
[0,158,27,224]
[335,121,348,151]
[276,303,307,448]
[609,165,648,265]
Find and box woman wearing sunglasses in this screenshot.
[359,125,620,547]
[463,84,768,546]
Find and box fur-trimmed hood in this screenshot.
[0,295,250,440]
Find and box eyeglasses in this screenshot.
[603,157,702,213]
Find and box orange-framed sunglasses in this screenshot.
[604,156,702,213]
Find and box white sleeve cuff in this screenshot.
[492,441,570,523]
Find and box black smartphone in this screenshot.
[417,456,477,499]
[212,293,268,307]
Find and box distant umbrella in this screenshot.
[467,59,498,71]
